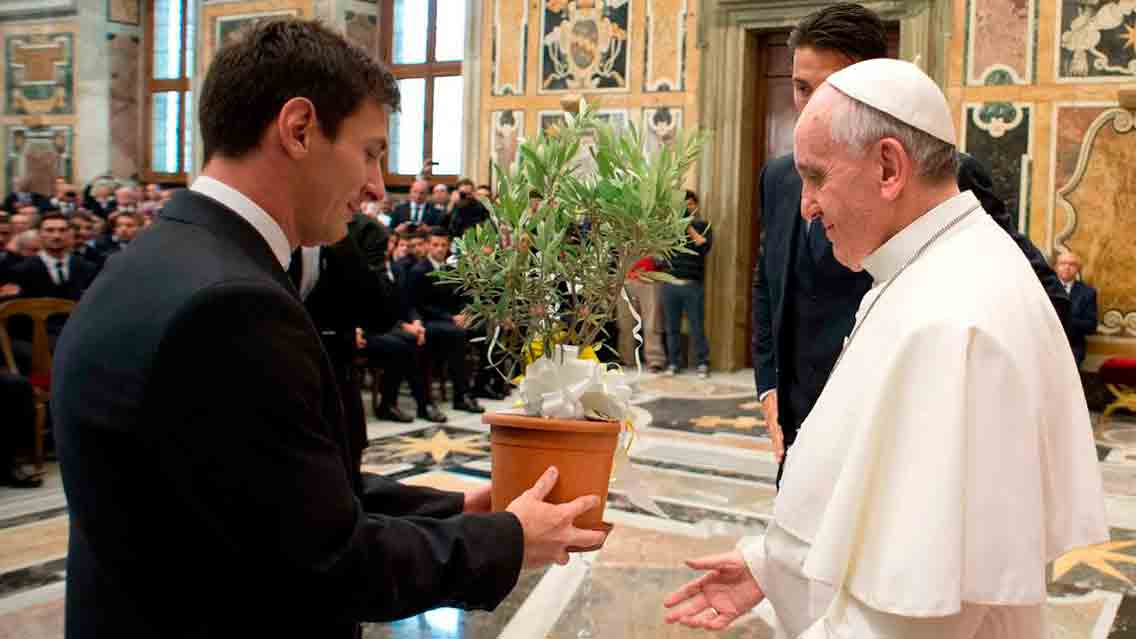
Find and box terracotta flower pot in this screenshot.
[484,412,621,533]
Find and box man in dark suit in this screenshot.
[9,213,98,300]
[293,233,396,475]
[0,373,42,487]
[2,176,52,213]
[52,19,604,639]
[364,236,447,423]
[409,227,488,412]
[347,209,388,271]
[1055,251,1098,367]
[390,180,442,228]
[448,178,490,239]
[93,212,140,258]
[752,3,1071,487]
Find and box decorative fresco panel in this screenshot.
[5,33,74,116]
[215,9,299,50]
[1058,0,1136,81]
[489,110,524,182]
[963,103,1032,233]
[109,34,142,180]
[108,0,141,26]
[644,0,686,91]
[536,109,627,176]
[540,0,630,93]
[1055,104,1112,191]
[1056,110,1136,335]
[344,10,378,52]
[642,106,682,154]
[5,125,72,196]
[965,0,1033,85]
[492,0,528,96]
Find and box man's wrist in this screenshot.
[758,389,775,402]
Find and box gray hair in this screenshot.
[828,92,959,181]
[15,229,39,250]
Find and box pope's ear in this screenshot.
[877,137,908,201]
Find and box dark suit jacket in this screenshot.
[52,190,523,638]
[390,202,443,228]
[752,152,1070,438]
[2,191,52,213]
[92,236,127,259]
[1067,280,1098,365]
[390,256,422,323]
[409,259,463,322]
[347,212,389,272]
[0,251,24,285]
[302,234,398,476]
[10,253,98,301]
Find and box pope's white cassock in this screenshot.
[740,61,1108,638]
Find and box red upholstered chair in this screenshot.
[0,298,75,472]
[1099,358,1136,425]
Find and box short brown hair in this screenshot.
[199,18,399,163]
[454,178,475,190]
[788,3,888,63]
[38,212,68,229]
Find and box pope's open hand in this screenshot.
[506,466,607,568]
[663,550,764,631]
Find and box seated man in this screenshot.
[1056,250,1098,367]
[3,176,52,213]
[0,372,42,487]
[95,212,140,258]
[363,242,446,423]
[409,227,484,413]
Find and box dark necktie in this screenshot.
[56,259,67,285]
[413,204,422,224]
[287,248,303,291]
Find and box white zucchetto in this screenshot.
[826,58,957,145]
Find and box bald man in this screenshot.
[1056,251,1098,366]
[391,180,443,227]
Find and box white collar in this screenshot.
[38,250,68,265]
[860,190,980,283]
[190,175,291,269]
[428,256,445,270]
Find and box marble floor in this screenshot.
[2,369,1135,637]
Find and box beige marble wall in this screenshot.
[947,0,1136,359]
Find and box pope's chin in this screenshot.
[832,245,864,272]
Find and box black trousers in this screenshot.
[423,320,477,401]
[364,330,428,409]
[0,373,35,471]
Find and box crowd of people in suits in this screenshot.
[0,173,175,488]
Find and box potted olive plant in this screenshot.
[434,101,704,535]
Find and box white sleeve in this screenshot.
[798,593,990,639]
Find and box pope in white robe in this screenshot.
[663,59,1108,638]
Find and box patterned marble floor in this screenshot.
[2,369,1134,637]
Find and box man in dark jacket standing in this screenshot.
[660,190,713,377]
[52,18,605,639]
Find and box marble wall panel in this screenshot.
[108,0,140,26]
[1057,110,1136,335]
[5,124,72,195]
[643,0,686,91]
[344,10,377,52]
[539,0,630,93]
[962,102,1032,232]
[642,106,681,155]
[108,33,140,179]
[200,1,311,77]
[1055,104,1112,191]
[491,0,527,96]
[4,32,74,116]
[1057,0,1136,82]
[966,0,1034,85]
[489,109,523,181]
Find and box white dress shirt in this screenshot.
[190,176,291,270]
[39,250,70,285]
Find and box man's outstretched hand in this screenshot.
[663,550,765,630]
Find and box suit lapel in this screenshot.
[772,160,803,343]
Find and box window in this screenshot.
[380,0,466,187]
[145,0,195,183]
